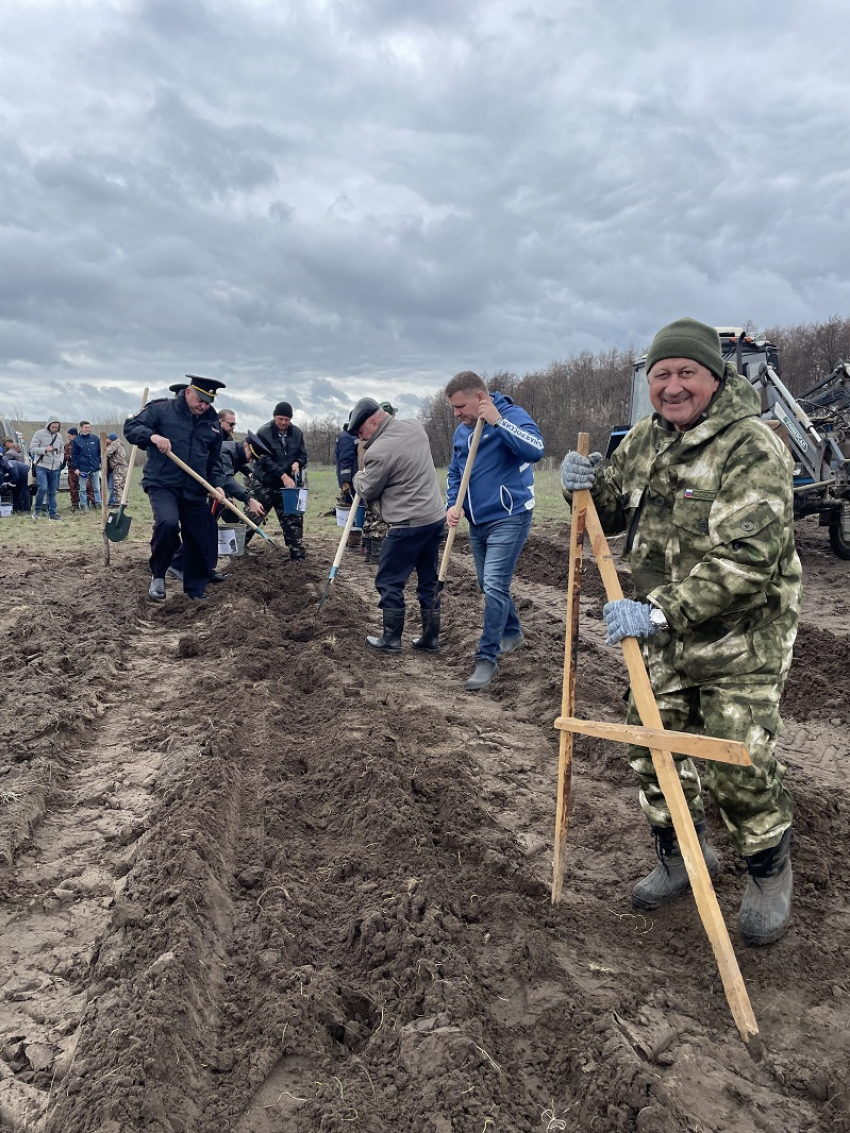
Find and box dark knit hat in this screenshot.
[273,401,293,418]
[347,397,381,436]
[645,318,725,379]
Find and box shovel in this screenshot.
[318,492,362,610]
[164,449,278,546]
[425,415,484,626]
[105,386,149,542]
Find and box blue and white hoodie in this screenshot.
[446,392,544,525]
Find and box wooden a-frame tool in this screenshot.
[551,433,759,1046]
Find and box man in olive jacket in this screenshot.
[561,317,802,947]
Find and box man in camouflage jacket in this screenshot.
[561,317,802,946]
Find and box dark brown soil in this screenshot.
[1,517,849,1133]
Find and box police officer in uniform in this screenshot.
[124,375,226,601]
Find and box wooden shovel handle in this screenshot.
[165,450,266,536]
[331,494,362,572]
[439,415,485,583]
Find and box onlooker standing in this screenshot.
[349,398,446,653]
[445,371,544,690]
[334,421,361,551]
[29,415,64,521]
[247,401,308,560]
[105,433,128,505]
[72,422,102,509]
[2,441,31,512]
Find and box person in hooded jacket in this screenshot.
[560,317,802,947]
[445,372,544,691]
[29,415,65,520]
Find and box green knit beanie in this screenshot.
[645,317,725,379]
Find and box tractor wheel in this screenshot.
[829,501,850,560]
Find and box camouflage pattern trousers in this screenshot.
[362,501,389,541]
[625,674,793,857]
[246,481,305,559]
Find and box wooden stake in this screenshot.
[551,432,590,903]
[99,431,110,565]
[553,718,751,766]
[582,496,759,1044]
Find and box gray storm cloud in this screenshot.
[1,0,850,428]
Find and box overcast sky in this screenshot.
[2,0,850,430]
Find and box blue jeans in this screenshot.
[34,466,60,518]
[78,471,102,507]
[468,511,533,662]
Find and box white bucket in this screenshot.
[336,504,366,529]
[218,523,247,557]
[0,504,12,518]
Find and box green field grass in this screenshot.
[0,465,570,550]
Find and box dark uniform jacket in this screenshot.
[253,421,308,489]
[335,429,358,488]
[221,437,251,482]
[124,393,224,500]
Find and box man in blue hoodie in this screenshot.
[445,371,544,690]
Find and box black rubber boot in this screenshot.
[363,537,373,562]
[366,607,405,653]
[739,828,793,946]
[412,606,440,652]
[368,537,383,566]
[632,822,719,911]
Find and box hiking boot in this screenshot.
[166,566,183,582]
[465,659,498,691]
[739,828,793,946]
[500,631,525,654]
[366,607,405,653]
[149,578,166,601]
[368,537,383,566]
[412,606,440,652]
[632,822,719,911]
[363,537,373,562]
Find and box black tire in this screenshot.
[829,502,850,560]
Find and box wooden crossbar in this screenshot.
[553,717,752,766]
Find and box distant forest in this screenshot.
[302,313,850,467]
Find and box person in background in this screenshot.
[335,420,361,552]
[560,317,801,946]
[247,400,308,560]
[2,440,31,513]
[29,415,64,521]
[71,422,102,509]
[444,371,544,691]
[105,433,128,506]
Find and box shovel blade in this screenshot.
[105,506,132,542]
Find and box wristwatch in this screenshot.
[649,606,669,631]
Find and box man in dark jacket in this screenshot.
[71,422,103,509]
[124,376,226,601]
[334,422,361,551]
[246,400,308,559]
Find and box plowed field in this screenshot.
[1,520,849,1133]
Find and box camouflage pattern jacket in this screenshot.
[586,365,802,693]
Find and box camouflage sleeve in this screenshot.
[648,425,797,629]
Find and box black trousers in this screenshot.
[148,487,214,597]
[374,520,445,610]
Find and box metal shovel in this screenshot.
[106,387,149,542]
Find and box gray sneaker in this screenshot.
[465,659,498,691]
[48,515,62,522]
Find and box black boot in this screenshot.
[368,537,383,566]
[363,537,373,562]
[632,822,719,911]
[412,606,440,652]
[366,607,405,653]
[739,828,793,946]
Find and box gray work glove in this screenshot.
[560,450,603,491]
[602,599,660,646]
